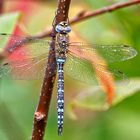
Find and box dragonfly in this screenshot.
[0,21,137,135]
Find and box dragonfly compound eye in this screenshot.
[65,26,71,33]
[55,22,71,34]
[56,24,64,33]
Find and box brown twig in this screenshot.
[30,0,140,38]
[0,0,4,14]
[70,0,140,24]
[31,0,71,140]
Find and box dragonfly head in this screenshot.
[55,21,71,34]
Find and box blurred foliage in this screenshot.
[68,78,140,120]
[0,0,140,140]
[0,12,21,51]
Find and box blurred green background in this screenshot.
[0,0,140,140]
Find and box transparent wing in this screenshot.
[0,54,57,80]
[65,54,128,85]
[65,54,98,85]
[69,42,137,63]
[0,33,51,59]
[0,34,56,80]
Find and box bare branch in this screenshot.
[30,0,140,38]
[31,0,71,140]
[0,0,4,14]
[70,0,140,24]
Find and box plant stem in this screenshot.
[31,0,71,140]
[30,0,140,38]
[0,0,4,14]
[70,0,140,24]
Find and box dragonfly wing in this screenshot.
[0,33,51,59]
[0,54,57,80]
[69,42,137,63]
[65,53,128,85]
[65,53,98,85]
[0,34,56,80]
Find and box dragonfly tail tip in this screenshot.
[58,127,63,136]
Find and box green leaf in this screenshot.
[68,78,140,119]
[0,12,21,51]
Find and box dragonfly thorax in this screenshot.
[56,47,67,61]
[55,22,70,62]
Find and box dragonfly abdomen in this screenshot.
[57,59,65,135]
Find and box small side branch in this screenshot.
[70,0,140,24]
[30,0,140,38]
[31,0,71,140]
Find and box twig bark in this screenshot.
[70,0,140,24]
[0,0,4,14]
[30,0,140,38]
[31,0,71,140]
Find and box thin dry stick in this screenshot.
[70,0,140,24]
[0,0,4,14]
[31,0,71,140]
[31,0,140,38]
